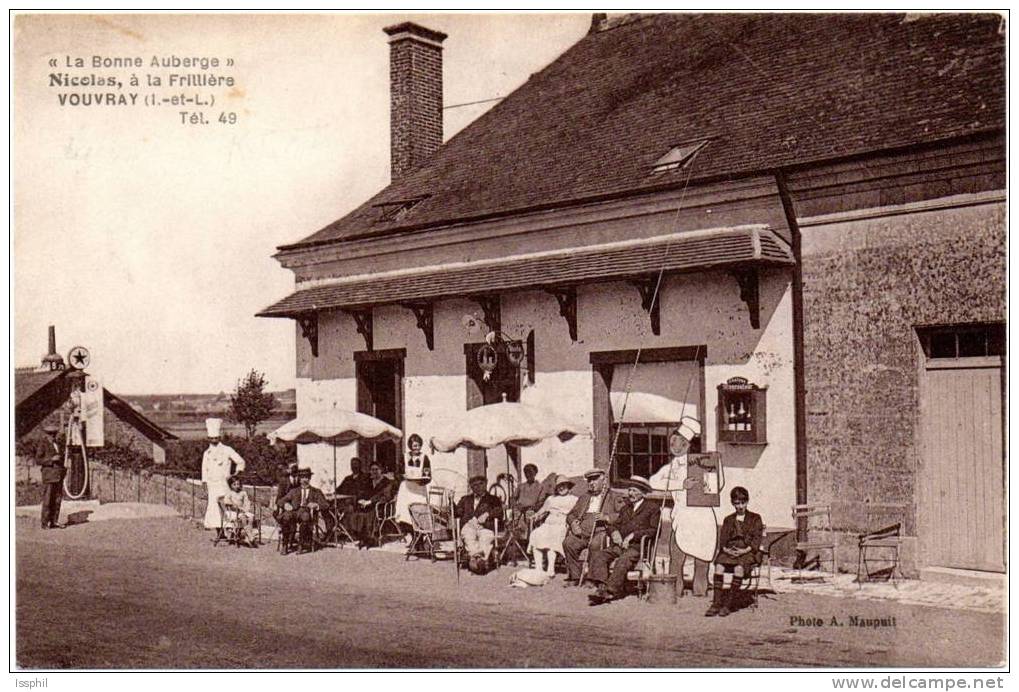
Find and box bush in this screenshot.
[91,440,152,472]
[163,434,295,485]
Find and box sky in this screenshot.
[12,12,591,395]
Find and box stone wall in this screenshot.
[800,199,1005,574]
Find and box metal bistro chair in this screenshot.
[322,496,357,548]
[406,502,454,561]
[792,504,838,582]
[276,506,324,555]
[214,498,260,548]
[735,525,796,610]
[374,499,404,545]
[624,535,656,600]
[857,523,903,587]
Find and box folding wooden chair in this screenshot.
[857,522,902,587]
[374,499,403,544]
[792,504,838,581]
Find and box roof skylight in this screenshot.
[651,139,711,174]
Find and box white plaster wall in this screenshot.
[293,270,795,523]
[293,376,357,491]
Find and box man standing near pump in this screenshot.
[36,424,66,529]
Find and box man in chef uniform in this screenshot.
[201,418,246,532]
[649,416,716,597]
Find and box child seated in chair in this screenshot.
[221,475,256,545]
[706,486,763,617]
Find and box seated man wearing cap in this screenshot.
[455,475,504,572]
[588,476,661,605]
[562,468,617,586]
[276,468,328,554]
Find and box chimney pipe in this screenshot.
[383,21,447,181]
[42,325,65,371]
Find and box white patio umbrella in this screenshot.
[269,406,403,488]
[430,400,589,453]
[430,399,589,583]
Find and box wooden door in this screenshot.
[921,356,1005,572]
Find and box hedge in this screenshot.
[91,434,296,485]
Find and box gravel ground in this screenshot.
[14,515,1006,669]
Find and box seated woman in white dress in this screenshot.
[527,475,579,578]
[394,433,432,529]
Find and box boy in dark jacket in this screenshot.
[707,486,764,617]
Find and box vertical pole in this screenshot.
[191,479,195,520]
[137,470,141,502]
[164,473,168,505]
[775,171,809,542]
[113,466,117,502]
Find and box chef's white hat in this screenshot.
[677,416,701,442]
[205,418,223,438]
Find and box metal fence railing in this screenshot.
[87,463,276,527]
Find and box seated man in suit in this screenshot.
[588,476,660,605]
[334,457,369,516]
[455,475,504,573]
[706,486,764,617]
[344,462,395,548]
[274,462,300,516]
[276,468,328,554]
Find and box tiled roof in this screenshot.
[259,225,792,317]
[284,13,1004,250]
[15,369,67,407]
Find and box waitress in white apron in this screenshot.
[394,433,431,528]
[649,417,717,597]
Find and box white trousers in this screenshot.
[461,522,495,557]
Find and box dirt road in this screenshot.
[15,516,1005,668]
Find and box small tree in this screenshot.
[229,370,277,438]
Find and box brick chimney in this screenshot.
[41,325,64,371]
[383,21,447,181]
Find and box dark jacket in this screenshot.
[455,492,504,531]
[360,477,395,506]
[275,470,300,505]
[718,510,764,563]
[35,437,66,484]
[610,498,660,544]
[277,485,329,511]
[566,491,621,538]
[336,473,369,499]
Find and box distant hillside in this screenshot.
[122,389,296,440]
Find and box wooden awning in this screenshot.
[257,224,793,320]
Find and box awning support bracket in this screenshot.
[345,309,374,351]
[402,302,435,351]
[297,313,319,358]
[629,278,661,336]
[545,286,578,342]
[731,268,761,329]
[471,295,501,334]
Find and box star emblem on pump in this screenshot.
[68,346,90,370]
